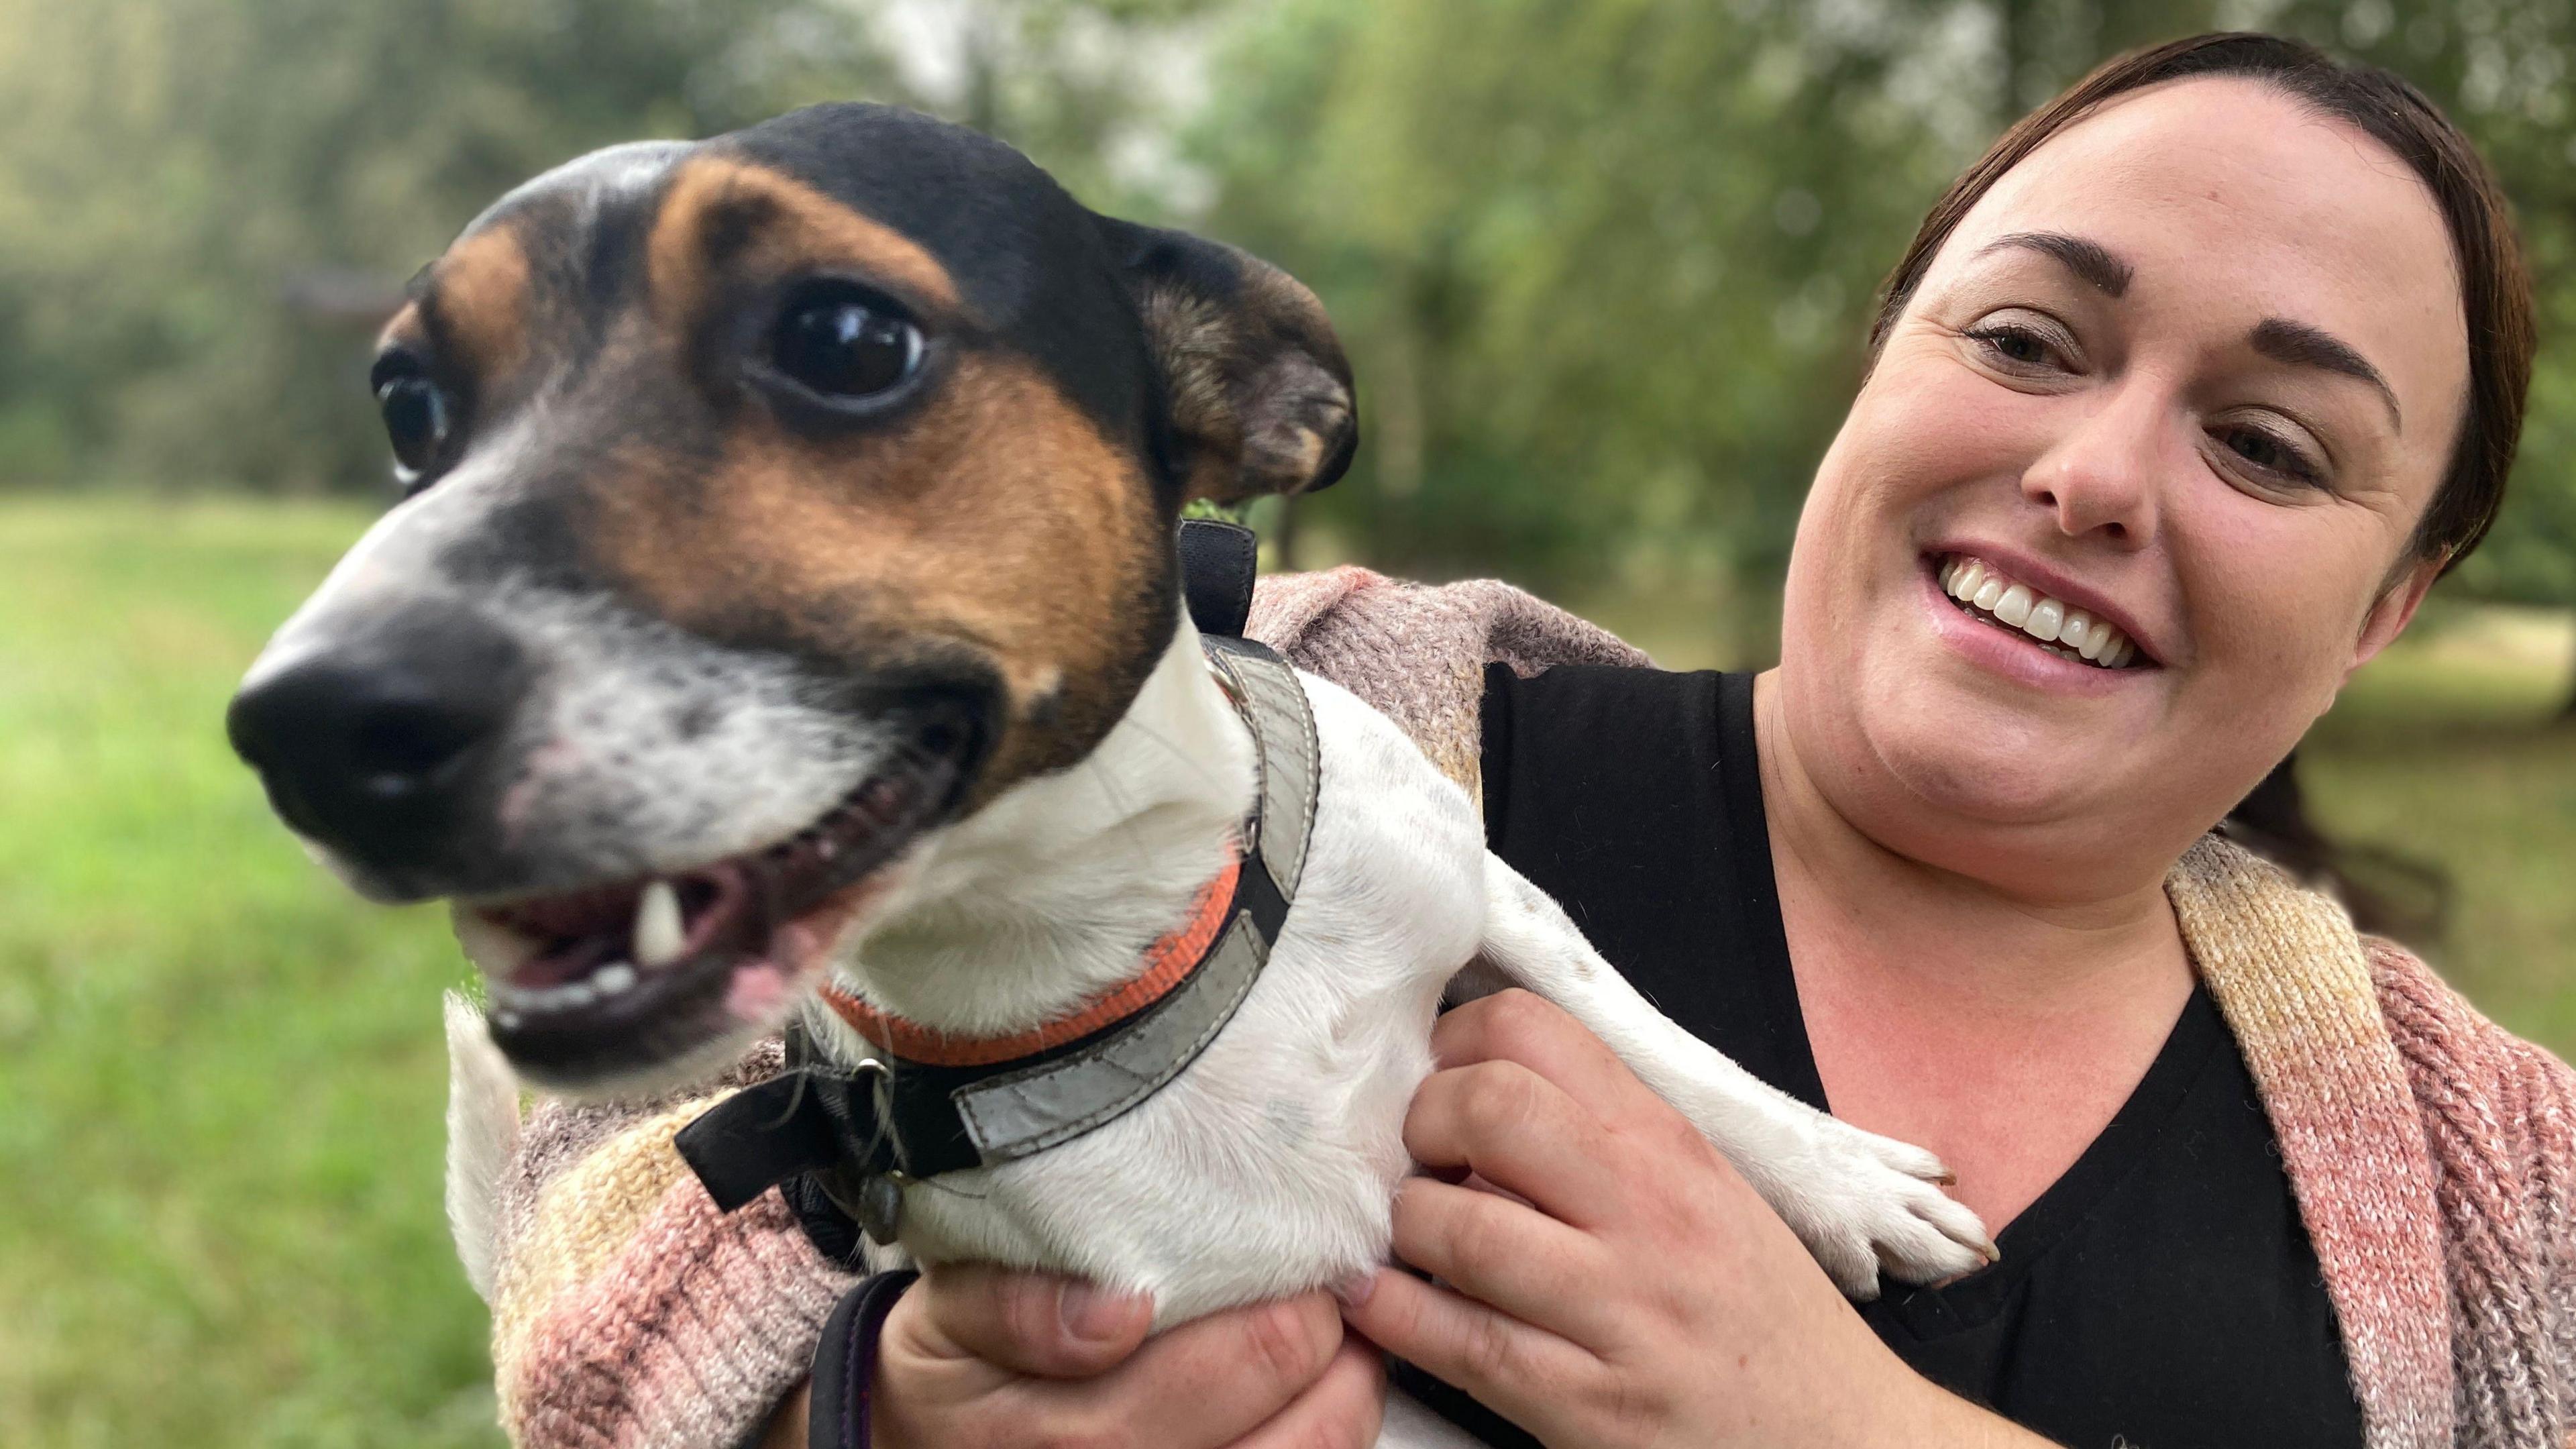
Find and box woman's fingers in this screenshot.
[910,1264,1155,1379]
[1434,989,1658,1121]
[1403,1056,1615,1228]
[1226,1335,1389,1449]
[1386,1177,1611,1337]
[1338,1263,1593,1434]
[1086,1291,1349,1445]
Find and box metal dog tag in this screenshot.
[857,1172,905,1245]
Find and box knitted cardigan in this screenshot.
[477,569,2576,1449]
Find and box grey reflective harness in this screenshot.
[676,633,1320,1244]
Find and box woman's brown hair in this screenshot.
[1870,32,2535,571]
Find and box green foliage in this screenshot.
[0,0,1203,495]
[1189,0,1982,650]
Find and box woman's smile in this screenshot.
[1933,554,2143,669]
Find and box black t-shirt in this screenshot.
[1397,663,2363,1448]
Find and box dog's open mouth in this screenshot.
[456,703,981,1084]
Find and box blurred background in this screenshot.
[1,0,2570,1443]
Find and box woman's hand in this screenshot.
[1339,989,2047,1448]
[865,1265,1387,1449]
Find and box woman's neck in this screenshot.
[1750,668,2189,1018]
[1751,669,2197,1230]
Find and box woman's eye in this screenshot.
[1964,321,2066,372]
[374,373,451,478]
[771,286,924,400]
[2213,423,2324,488]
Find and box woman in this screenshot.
[486,34,2566,1449]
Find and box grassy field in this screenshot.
[3,493,2571,1447]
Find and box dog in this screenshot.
[227,103,1990,1447]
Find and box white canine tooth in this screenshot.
[2058,608,2094,650]
[594,962,638,997]
[634,879,686,969]
[2079,622,2112,661]
[1994,583,2035,627]
[1950,559,1986,600]
[2024,597,2064,643]
[1972,575,2006,611]
[2107,637,2135,669]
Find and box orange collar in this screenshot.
[820,848,1241,1067]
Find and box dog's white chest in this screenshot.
[892,928,1451,1325]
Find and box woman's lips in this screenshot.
[1916,557,2155,694]
[1936,553,2143,669]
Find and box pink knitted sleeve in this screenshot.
[2369,938,2576,1440]
[483,1037,859,1449]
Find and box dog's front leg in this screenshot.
[1457,858,1995,1298]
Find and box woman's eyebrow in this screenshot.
[2248,318,2403,433]
[1972,231,2133,296]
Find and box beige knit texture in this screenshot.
[482,570,2576,1447]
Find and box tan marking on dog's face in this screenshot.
[590,358,1166,795]
[646,156,965,331]
[424,225,534,382]
[567,164,1169,798]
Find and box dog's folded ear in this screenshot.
[1102,218,1358,504]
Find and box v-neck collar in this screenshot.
[1715,673,2243,1322]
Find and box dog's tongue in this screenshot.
[486,867,760,989]
[491,880,643,943]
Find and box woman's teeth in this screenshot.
[1937,555,2139,669]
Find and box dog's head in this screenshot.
[225,104,1353,1093]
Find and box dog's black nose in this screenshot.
[227,604,528,871]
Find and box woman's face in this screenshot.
[1781,77,2468,899]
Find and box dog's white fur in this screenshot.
[443,989,521,1303]
[449,611,1990,1446]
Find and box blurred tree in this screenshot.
[0,0,1206,496]
[1190,0,2012,658]
[1,0,2571,688]
[1188,0,2576,670]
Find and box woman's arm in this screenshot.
[1340,989,2057,1449]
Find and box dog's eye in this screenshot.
[771,285,924,401]
[373,366,452,480]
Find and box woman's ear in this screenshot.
[2348,553,2445,681]
[1099,217,1358,504]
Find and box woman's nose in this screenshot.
[2017,386,2170,547]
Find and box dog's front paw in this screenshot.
[1773,1123,1996,1301]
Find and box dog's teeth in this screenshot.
[594,961,637,996]
[494,1008,523,1030]
[634,879,686,968]
[451,906,539,975]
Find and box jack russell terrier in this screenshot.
[226,102,1991,1446]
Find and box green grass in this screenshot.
[0,496,496,1449]
[2305,606,2576,1051]
[2,494,2571,1446]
